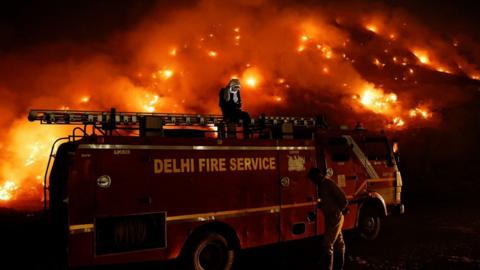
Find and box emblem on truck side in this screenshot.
[287,155,306,172]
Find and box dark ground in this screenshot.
[1,195,479,270]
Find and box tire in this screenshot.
[184,232,235,270]
[358,205,381,240]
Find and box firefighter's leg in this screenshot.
[223,112,238,138]
[238,110,251,138]
[333,232,345,270]
[333,215,345,270]
[323,215,344,270]
[322,225,336,269]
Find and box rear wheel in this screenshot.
[185,232,235,270]
[358,205,381,240]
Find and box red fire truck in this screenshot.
[29,108,404,269]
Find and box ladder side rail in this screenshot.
[44,137,70,213]
[29,109,318,132]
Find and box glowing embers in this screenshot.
[143,94,160,113]
[233,27,241,46]
[391,117,405,127]
[153,69,174,80]
[297,33,309,52]
[0,181,18,201]
[373,58,385,68]
[435,66,452,74]
[240,67,263,89]
[25,142,47,167]
[296,32,333,59]
[81,96,90,103]
[354,86,398,114]
[471,74,480,81]
[318,45,333,59]
[353,84,434,129]
[409,107,432,119]
[411,49,456,74]
[412,50,430,65]
[162,69,174,79]
[246,78,257,88]
[365,24,379,34]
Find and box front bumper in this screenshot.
[388,203,405,215]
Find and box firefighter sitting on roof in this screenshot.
[219,78,251,138]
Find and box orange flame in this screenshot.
[366,24,378,33]
[241,67,262,89]
[356,85,398,114]
[392,117,405,127]
[0,181,18,201]
[208,51,218,57]
[409,107,432,119]
[354,84,433,129]
[412,50,430,64]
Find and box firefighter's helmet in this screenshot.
[229,79,241,92]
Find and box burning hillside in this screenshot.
[0,0,479,208]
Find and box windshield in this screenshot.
[365,137,390,161]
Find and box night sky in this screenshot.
[1,0,480,50]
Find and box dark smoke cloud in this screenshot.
[0,0,479,207]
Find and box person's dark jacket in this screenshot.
[219,87,242,115]
[317,178,348,220]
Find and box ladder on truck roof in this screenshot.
[28,108,325,138]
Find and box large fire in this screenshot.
[0,0,478,208]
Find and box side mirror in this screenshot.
[386,153,393,167]
[393,152,400,164]
[392,140,400,164]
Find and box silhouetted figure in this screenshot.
[308,167,348,270]
[219,79,251,138]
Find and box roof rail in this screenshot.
[28,108,318,130]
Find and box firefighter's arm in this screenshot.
[219,88,226,107]
[237,91,242,108]
[332,181,348,213]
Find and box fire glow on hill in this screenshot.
[0,0,479,207]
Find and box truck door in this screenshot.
[324,136,357,199]
[93,149,150,216]
[317,136,360,232]
[92,148,156,256]
[278,143,317,241]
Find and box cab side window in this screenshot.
[365,137,389,161]
[327,137,351,162]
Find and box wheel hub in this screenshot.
[199,242,225,270]
[363,217,375,232]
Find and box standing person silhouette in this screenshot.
[308,167,348,270]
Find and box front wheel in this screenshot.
[358,205,381,240]
[184,232,235,270]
